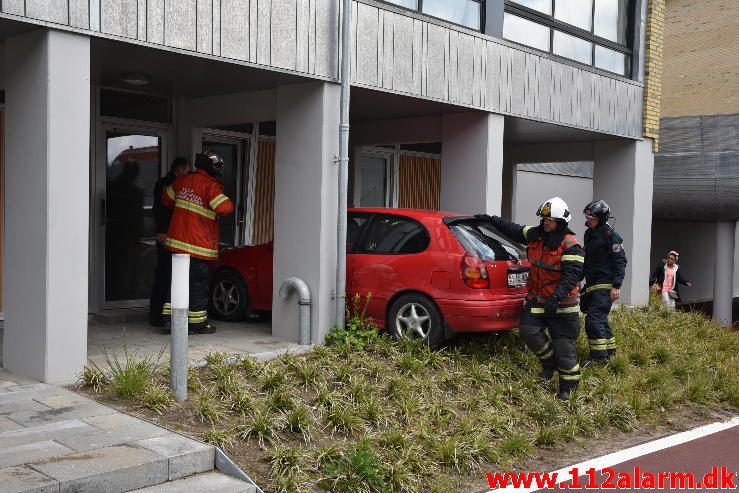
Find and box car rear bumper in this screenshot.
[437,296,526,332]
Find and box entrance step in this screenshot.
[129,471,257,492]
[92,308,150,325]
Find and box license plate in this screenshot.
[508,271,528,288]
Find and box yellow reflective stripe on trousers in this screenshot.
[162,302,172,315]
[588,338,609,350]
[165,186,175,200]
[164,238,218,258]
[530,305,580,314]
[606,338,617,350]
[561,254,585,263]
[209,194,229,209]
[559,364,581,380]
[175,199,217,220]
[586,283,613,293]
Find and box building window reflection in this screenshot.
[503,0,632,77]
[382,0,484,31]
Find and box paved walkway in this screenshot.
[0,369,255,492]
[0,319,299,369]
[87,319,297,369]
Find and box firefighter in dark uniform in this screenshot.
[580,200,627,366]
[476,197,585,400]
[150,157,190,327]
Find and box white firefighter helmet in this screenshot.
[536,197,572,223]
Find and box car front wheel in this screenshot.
[210,270,249,321]
[387,293,444,347]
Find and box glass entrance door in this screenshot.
[102,129,165,305]
[353,148,396,207]
[202,136,249,247]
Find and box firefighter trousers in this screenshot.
[581,288,616,359]
[162,257,211,331]
[519,305,581,393]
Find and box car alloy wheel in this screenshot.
[212,278,241,317]
[394,302,432,339]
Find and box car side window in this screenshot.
[346,213,370,253]
[357,215,429,254]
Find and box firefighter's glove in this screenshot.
[544,296,560,315]
[474,214,493,223]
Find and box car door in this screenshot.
[349,213,430,327]
[345,212,372,299]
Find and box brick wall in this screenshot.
[662,0,739,117]
[643,0,665,152]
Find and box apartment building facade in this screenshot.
[0,0,659,382]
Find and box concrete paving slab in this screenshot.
[0,465,58,493]
[8,404,115,428]
[130,471,255,493]
[0,416,24,433]
[0,387,66,405]
[135,434,215,480]
[56,421,171,452]
[82,412,141,430]
[0,440,74,469]
[33,393,100,409]
[29,444,169,493]
[0,400,51,417]
[0,419,95,449]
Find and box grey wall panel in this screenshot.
[425,24,446,100]
[257,0,272,65]
[313,0,337,77]
[354,3,378,86]
[447,30,458,103]
[220,0,249,61]
[381,10,393,90]
[213,0,221,55]
[165,0,197,50]
[136,0,145,40]
[271,0,298,70]
[296,0,310,73]
[509,50,525,115]
[146,0,164,44]
[457,34,474,105]
[392,14,414,93]
[70,0,90,28]
[101,0,138,38]
[485,42,500,113]
[412,19,423,95]
[473,37,484,107]
[376,8,384,87]
[2,0,24,16]
[196,0,213,54]
[249,0,258,62]
[26,0,68,24]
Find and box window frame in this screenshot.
[353,213,431,256]
[376,0,486,32]
[503,0,634,76]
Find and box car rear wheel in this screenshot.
[388,293,444,347]
[210,270,249,321]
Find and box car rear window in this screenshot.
[450,221,526,262]
[356,215,430,254]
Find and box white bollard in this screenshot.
[170,253,190,402]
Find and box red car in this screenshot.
[210,208,530,345]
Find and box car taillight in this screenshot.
[462,255,489,289]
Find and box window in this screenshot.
[383,0,484,31]
[450,222,526,262]
[346,213,371,253]
[357,215,430,254]
[503,0,632,76]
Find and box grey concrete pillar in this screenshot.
[272,82,340,344]
[441,113,504,215]
[593,139,654,306]
[3,29,90,383]
[713,222,736,326]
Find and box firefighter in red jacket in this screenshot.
[475,197,585,400]
[162,149,234,334]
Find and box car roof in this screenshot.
[348,207,468,220]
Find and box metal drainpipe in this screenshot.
[279,277,312,345]
[336,0,352,330]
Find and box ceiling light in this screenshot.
[122,73,151,86]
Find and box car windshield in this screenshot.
[450,221,526,262]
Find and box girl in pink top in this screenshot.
[650,251,692,308]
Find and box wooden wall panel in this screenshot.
[252,139,276,245]
[398,154,440,211]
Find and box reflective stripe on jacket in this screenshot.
[163,168,234,260]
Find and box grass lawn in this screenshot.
[78,299,739,492]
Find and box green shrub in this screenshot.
[325,294,380,350]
